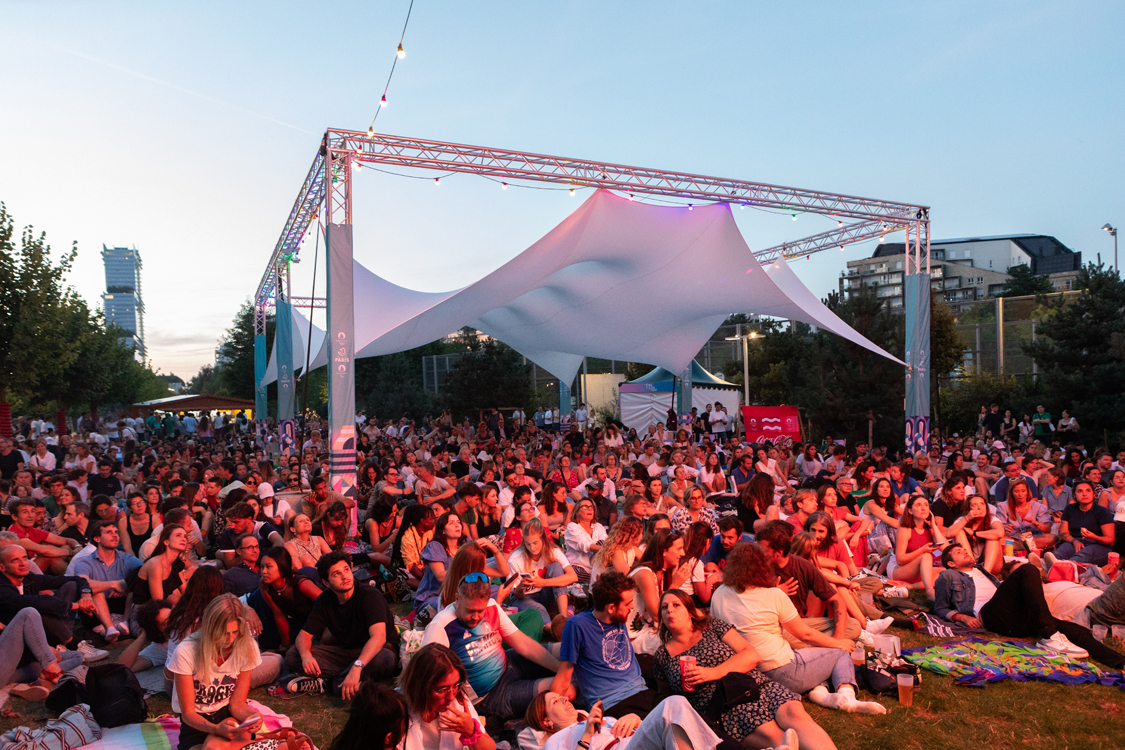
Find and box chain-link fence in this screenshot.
[949,291,1079,379]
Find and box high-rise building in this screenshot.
[101,244,146,359]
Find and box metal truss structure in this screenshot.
[255,130,930,328]
[253,129,933,479]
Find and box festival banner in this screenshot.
[741,406,802,444]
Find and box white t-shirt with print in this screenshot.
[167,637,262,715]
[507,546,569,595]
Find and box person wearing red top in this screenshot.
[10,498,78,575]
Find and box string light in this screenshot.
[569,189,575,196]
[434,178,440,186]
[628,194,634,201]
[687,205,693,211]
[397,44,405,59]
[501,182,508,190]
[839,245,845,251]
[791,213,797,220]
[380,95,387,107]
[367,127,374,137]
[367,0,415,132]
[838,220,843,227]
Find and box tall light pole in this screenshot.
[1103,224,1118,273]
[725,325,758,407]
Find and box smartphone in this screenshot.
[504,572,521,587]
[236,716,260,731]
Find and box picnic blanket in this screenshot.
[903,637,1125,690]
[74,700,307,750]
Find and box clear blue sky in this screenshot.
[2,1,1122,380]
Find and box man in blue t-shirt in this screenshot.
[422,574,558,718]
[552,572,653,725]
[888,464,923,499]
[702,517,753,584]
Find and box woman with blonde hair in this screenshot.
[508,518,577,629]
[590,516,643,584]
[167,594,264,750]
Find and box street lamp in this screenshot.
[725,324,759,408]
[1103,224,1118,273]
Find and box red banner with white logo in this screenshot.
[741,406,802,444]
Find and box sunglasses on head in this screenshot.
[462,572,489,584]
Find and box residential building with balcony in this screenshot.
[838,234,1081,313]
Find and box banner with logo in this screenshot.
[741,406,802,444]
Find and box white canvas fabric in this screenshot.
[263,190,904,387]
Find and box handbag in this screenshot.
[701,672,762,723]
[251,727,314,750]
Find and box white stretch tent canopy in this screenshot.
[618,362,741,434]
[261,190,904,388]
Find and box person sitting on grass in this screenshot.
[654,589,836,750]
[285,550,399,699]
[400,643,495,750]
[1055,480,1115,565]
[887,495,947,601]
[326,682,408,750]
[422,570,559,719]
[168,594,285,750]
[709,542,885,715]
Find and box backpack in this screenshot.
[85,664,147,727]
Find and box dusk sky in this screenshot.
[2,1,1122,381]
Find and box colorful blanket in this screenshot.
[903,637,1125,690]
[76,700,307,750]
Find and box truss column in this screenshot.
[904,217,931,453]
[325,149,358,531]
[254,301,268,444]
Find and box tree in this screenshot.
[785,289,906,448]
[1024,262,1125,443]
[445,340,533,420]
[996,264,1053,297]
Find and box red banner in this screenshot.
[741,406,802,444]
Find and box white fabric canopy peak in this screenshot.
[262,189,903,388]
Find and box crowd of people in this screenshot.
[0,401,1123,750]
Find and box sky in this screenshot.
[2,1,1122,381]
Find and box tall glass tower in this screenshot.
[101,245,146,359]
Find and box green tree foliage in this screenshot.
[0,202,166,417]
[783,289,906,446]
[445,340,532,420]
[996,264,1054,298]
[1024,262,1125,443]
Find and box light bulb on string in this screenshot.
[501,182,508,190]
[839,245,844,251]
[838,220,843,227]
[353,161,361,170]
[434,178,440,186]
[367,127,374,137]
[569,189,575,196]
[628,194,634,201]
[791,213,797,220]
[380,95,387,107]
[880,235,886,243]
[397,44,405,59]
[687,204,693,211]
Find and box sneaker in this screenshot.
[857,630,875,646]
[111,614,130,637]
[1043,551,1059,572]
[777,727,799,750]
[76,640,109,663]
[865,617,894,636]
[286,676,325,695]
[883,586,910,598]
[1037,632,1088,659]
[104,626,120,645]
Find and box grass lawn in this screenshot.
[2,627,1122,750]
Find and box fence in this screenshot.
[947,291,1079,379]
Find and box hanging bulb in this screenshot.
[501,182,508,190]
[839,245,845,251]
[367,127,374,137]
[353,161,361,170]
[791,213,797,220]
[380,95,387,107]
[880,235,886,243]
[740,204,746,210]
[687,204,693,211]
[434,178,440,186]
[397,44,405,59]
[628,194,634,201]
[838,220,843,227]
[569,188,575,196]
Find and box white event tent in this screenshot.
[262,189,904,389]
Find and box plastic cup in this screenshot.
[1109,552,1120,567]
[896,673,914,706]
[679,655,697,692]
[852,644,866,667]
[1092,624,1108,642]
[1003,539,1015,557]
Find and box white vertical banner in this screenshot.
[327,222,357,533]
